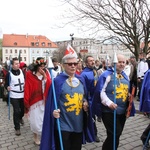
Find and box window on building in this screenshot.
[10,49,12,53]
[24,57,26,61]
[31,42,34,46]
[14,42,17,46]
[36,42,39,46]
[48,43,51,47]
[15,49,17,53]
[32,57,35,63]
[24,49,26,53]
[42,42,45,46]
[5,49,8,53]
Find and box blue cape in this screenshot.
[40,73,95,150]
[92,68,135,117]
[81,67,99,101]
[139,69,150,112]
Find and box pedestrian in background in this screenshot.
[137,52,148,101]
[24,57,51,145]
[129,55,137,97]
[52,57,62,75]
[76,60,83,75]
[5,57,25,136]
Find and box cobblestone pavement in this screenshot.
[0,98,149,150]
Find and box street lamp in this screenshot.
[70,33,74,46]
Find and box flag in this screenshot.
[65,44,78,58]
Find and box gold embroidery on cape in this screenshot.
[115,83,128,102]
[112,74,128,102]
[64,93,83,115]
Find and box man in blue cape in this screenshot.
[80,55,100,142]
[40,54,95,150]
[92,54,135,150]
[139,69,150,149]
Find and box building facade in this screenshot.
[55,37,132,62]
[2,34,58,65]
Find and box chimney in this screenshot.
[26,33,28,38]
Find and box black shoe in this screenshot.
[20,119,24,125]
[15,130,21,136]
[95,136,100,142]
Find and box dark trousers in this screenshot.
[138,79,143,99]
[102,113,126,150]
[130,80,137,97]
[54,130,82,150]
[93,115,98,136]
[141,124,150,143]
[11,98,24,130]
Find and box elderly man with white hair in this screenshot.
[40,54,95,150]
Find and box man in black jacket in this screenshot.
[5,57,25,136]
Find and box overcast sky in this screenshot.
[0,0,85,41]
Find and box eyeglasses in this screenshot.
[64,63,78,66]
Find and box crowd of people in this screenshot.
[0,50,150,150]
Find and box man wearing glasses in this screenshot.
[40,54,95,150]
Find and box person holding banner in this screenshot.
[40,45,95,150]
[92,54,135,150]
[24,57,51,145]
[5,57,25,136]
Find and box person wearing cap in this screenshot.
[24,57,52,145]
[40,53,95,150]
[80,55,100,142]
[5,57,25,136]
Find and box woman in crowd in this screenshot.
[24,57,51,145]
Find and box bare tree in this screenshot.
[61,0,150,59]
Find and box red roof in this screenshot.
[2,34,58,48]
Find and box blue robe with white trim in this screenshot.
[139,69,150,113]
[92,68,135,117]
